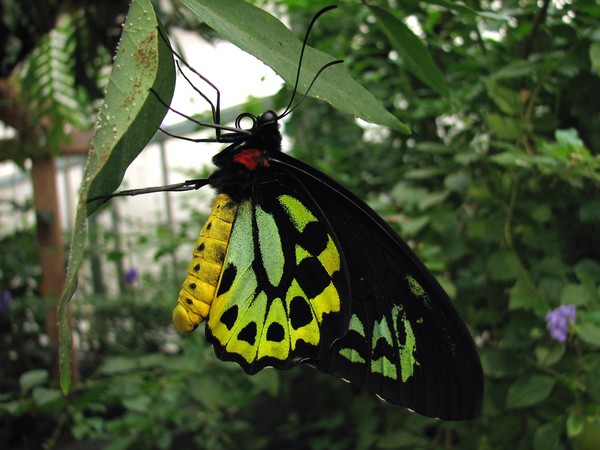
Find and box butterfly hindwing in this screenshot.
[271,153,484,420]
[206,183,351,374]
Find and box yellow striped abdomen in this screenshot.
[172,194,238,333]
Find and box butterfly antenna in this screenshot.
[280,5,342,118]
[150,88,251,139]
[280,59,343,118]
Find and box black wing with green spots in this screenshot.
[271,152,484,420]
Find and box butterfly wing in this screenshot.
[205,182,351,374]
[271,152,484,420]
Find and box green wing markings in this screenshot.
[223,200,255,270]
[295,244,310,265]
[371,315,397,379]
[392,305,418,382]
[338,314,367,363]
[337,305,418,383]
[256,205,285,286]
[278,194,316,232]
[349,313,366,336]
[406,274,433,309]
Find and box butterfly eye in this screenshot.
[235,112,258,131]
[257,110,278,125]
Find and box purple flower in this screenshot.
[124,268,139,286]
[545,305,576,343]
[0,290,11,312]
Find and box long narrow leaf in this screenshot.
[181,0,409,133]
[368,5,450,98]
[58,0,175,394]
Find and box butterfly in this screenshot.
[93,6,483,420]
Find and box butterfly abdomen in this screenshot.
[172,194,238,333]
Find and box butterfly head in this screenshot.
[245,110,282,154]
[209,110,282,200]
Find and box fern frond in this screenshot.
[18,12,93,150]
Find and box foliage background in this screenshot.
[1,0,600,449]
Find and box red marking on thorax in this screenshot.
[233,149,270,170]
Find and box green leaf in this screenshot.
[58,0,175,394]
[19,369,49,393]
[122,395,152,413]
[509,275,544,314]
[0,400,21,416]
[96,356,139,375]
[390,182,427,205]
[427,0,511,21]
[567,413,585,438]
[189,378,227,412]
[418,190,449,210]
[555,128,584,148]
[535,341,565,366]
[533,417,564,450]
[590,42,600,76]
[377,431,430,448]
[505,375,556,408]
[485,113,525,139]
[494,60,542,79]
[85,23,175,208]
[400,215,430,235]
[489,151,532,168]
[249,369,279,396]
[444,171,471,192]
[538,278,562,303]
[568,414,600,450]
[368,5,450,97]
[584,355,600,403]
[561,283,594,306]
[528,204,553,223]
[579,202,600,224]
[32,387,62,407]
[485,78,522,116]
[182,0,409,133]
[103,437,137,450]
[574,258,600,283]
[578,319,600,348]
[487,251,518,282]
[403,167,446,180]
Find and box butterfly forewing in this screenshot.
[271,153,484,420]
[205,183,351,374]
